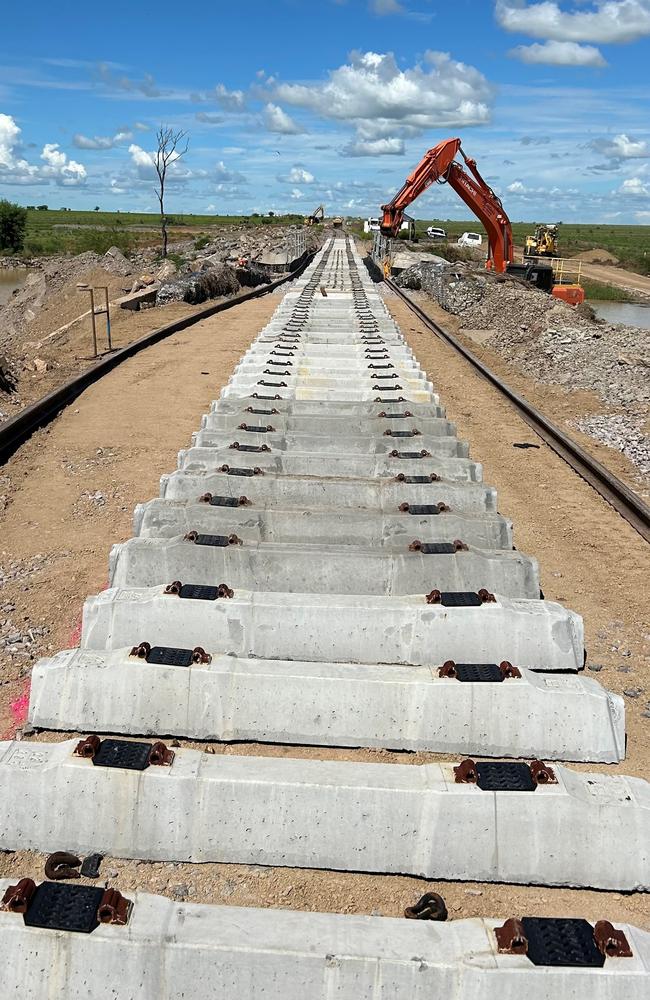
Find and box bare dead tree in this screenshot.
[154,125,189,258]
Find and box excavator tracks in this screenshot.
[3,236,649,997]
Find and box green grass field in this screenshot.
[20,209,305,256]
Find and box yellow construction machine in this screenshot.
[304,205,325,225]
[524,223,559,258]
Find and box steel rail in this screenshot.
[385,276,650,544]
[0,254,314,466]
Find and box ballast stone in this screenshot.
[0,740,647,889]
[81,586,584,671]
[108,537,540,599]
[29,647,625,762]
[1,886,648,1000]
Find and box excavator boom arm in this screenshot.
[380,138,513,272]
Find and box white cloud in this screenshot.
[73,129,133,149]
[284,166,315,184]
[0,114,86,186]
[507,180,527,192]
[509,40,607,66]
[343,136,405,156]
[195,112,224,125]
[635,210,650,218]
[590,133,649,158]
[128,142,155,175]
[263,102,304,134]
[272,50,492,146]
[495,1,650,44]
[289,187,305,200]
[212,83,246,111]
[618,176,650,196]
[214,160,247,184]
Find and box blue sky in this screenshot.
[1,0,650,223]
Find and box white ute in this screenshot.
[458,231,483,247]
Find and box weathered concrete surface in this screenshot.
[209,399,446,420]
[81,587,584,671]
[30,647,625,761]
[134,499,514,549]
[109,537,540,598]
[191,430,469,459]
[2,885,648,1000]
[201,411,454,436]
[0,741,647,888]
[177,446,483,483]
[161,468,497,511]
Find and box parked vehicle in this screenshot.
[457,231,483,247]
[426,226,447,240]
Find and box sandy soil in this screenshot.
[0,283,648,927]
[574,260,650,297]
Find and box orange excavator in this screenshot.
[380,137,584,304]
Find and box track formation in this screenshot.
[2,236,649,995]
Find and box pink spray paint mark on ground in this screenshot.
[1,683,31,740]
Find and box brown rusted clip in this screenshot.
[44,852,81,880]
[238,423,275,432]
[439,659,458,678]
[375,396,406,402]
[499,660,522,679]
[164,580,183,596]
[149,741,175,767]
[1,878,36,913]
[477,588,496,603]
[245,406,279,414]
[252,393,281,400]
[398,500,447,513]
[74,735,101,759]
[453,758,478,784]
[529,760,558,785]
[384,429,421,437]
[495,917,528,954]
[198,493,251,506]
[377,410,412,418]
[390,448,430,458]
[404,892,448,921]
[97,888,132,926]
[593,920,633,958]
[192,646,212,664]
[425,588,442,604]
[130,641,151,659]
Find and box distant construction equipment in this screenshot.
[525,224,559,259]
[304,205,325,226]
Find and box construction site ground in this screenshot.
[0,284,648,928]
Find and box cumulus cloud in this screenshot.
[509,39,607,65]
[589,133,649,158]
[192,83,246,111]
[495,0,650,44]
[617,176,650,196]
[214,159,247,184]
[263,102,304,134]
[73,129,133,149]
[0,114,86,186]
[278,166,315,184]
[273,50,492,135]
[343,136,405,156]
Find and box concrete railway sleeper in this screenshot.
[30,647,624,761]
[1,882,648,998]
[11,235,647,992]
[0,739,647,889]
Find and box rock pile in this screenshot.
[395,259,650,480]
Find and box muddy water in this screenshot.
[0,268,31,306]
[589,300,650,330]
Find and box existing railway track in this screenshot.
[1,236,649,997]
[384,276,650,545]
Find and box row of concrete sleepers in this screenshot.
[3,237,648,997]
